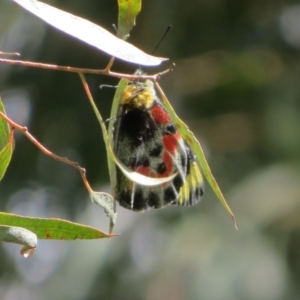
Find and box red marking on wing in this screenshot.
[133,154,174,178]
[135,166,150,175]
[162,152,173,176]
[163,132,180,153]
[150,105,171,124]
[134,166,156,178]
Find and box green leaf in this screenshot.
[0,225,37,257]
[0,97,13,181]
[0,99,10,149]
[13,0,167,66]
[107,79,128,198]
[0,212,115,240]
[0,142,13,181]
[154,82,237,228]
[117,0,141,39]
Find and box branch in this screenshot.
[0,111,92,193]
[0,58,174,81]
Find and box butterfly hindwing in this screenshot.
[113,79,204,211]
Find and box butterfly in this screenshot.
[112,75,204,211]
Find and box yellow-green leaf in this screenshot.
[155,82,237,228]
[0,212,115,239]
[117,0,141,39]
[0,97,13,181]
[0,98,10,149]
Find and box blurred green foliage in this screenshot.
[1,0,300,299]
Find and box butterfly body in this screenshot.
[113,79,204,211]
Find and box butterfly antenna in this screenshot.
[100,84,117,89]
[152,25,172,54]
[105,111,128,123]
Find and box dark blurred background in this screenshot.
[1,0,300,299]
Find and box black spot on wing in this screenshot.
[186,172,205,206]
[200,187,204,197]
[132,189,145,210]
[163,186,177,203]
[150,144,162,157]
[118,188,146,211]
[157,162,167,174]
[189,192,195,206]
[187,147,197,166]
[118,190,131,209]
[173,174,184,192]
[184,143,196,175]
[148,192,161,208]
[118,109,157,147]
[163,124,176,136]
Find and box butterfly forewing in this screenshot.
[113,79,204,211]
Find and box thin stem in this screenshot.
[0,112,92,193]
[78,72,106,131]
[78,72,116,233]
[0,51,20,56]
[103,57,115,72]
[0,58,173,81]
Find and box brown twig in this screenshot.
[0,58,174,81]
[0,111,92,193]
[0,51,20,57]
[102,57,115,73]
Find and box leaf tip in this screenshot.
[108,233,118,238]
[231,214,238,230]
[20,245,36,258]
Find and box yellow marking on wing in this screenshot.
[193,162,203,187]
[179,161,203,205]
[179,178,190,204]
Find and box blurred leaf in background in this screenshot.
[1,0,300,300]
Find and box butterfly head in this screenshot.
[121,79,155,110]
